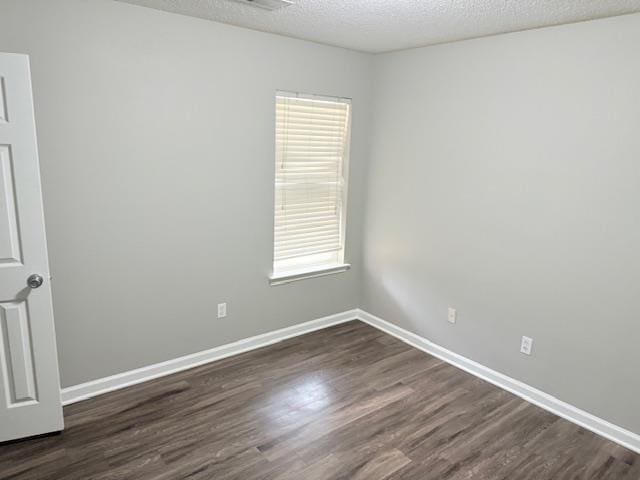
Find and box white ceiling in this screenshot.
[116,0,640,53]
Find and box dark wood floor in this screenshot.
[1,321,638,479]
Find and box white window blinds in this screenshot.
[273,92,351,277]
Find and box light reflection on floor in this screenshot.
[264,374,334,426]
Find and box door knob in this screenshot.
[27,274,44,289]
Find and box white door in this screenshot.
[0,53,63,442]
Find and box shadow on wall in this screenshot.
[361,250,508,369]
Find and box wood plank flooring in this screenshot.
[1,320,638,479]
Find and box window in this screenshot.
[271,91,351,284]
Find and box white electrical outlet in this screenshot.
[447,307,456,324]
[520,336,533,355]
[217,302,227,319]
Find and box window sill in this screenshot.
[269,264,351,286]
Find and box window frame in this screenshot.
[269,90,352,285]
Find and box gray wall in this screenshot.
[363,13,640,433]
[0,0,372,387]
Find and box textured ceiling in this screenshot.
[115,0,640,53]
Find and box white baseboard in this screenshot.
[356,308,640,454]
[60,307,639,454]
[60,309,359,405]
